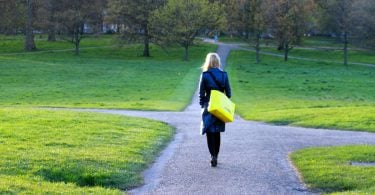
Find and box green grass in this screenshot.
[261,47,375,65]
[0,35,215,193]
[216,35,245,43]
[227,35,374,64]
[226,50,375,132]
[0,107,174,193]
[300,36,345,48]
[291,145,375,194]
[0,37,216,111]
[0,34,116,53]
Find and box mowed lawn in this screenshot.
[0,36,216,111]
[261,46,375,65]
[0,34,115,53]
[227,50,375,132]
[291,145,375,194]
[0,108,174,193]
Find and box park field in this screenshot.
[227,50,375,132]
[0,107,174,193]
[0,35,215,193]
[0,34,115,53]
[260,46,375,65]
[291,145,375,194]
[0,36,217,111]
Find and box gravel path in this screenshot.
[78,42,375,195]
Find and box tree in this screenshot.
[350,0,375,49]
[0,1,26,34]
[107,0,165,57]
[315,0,353,66]
[36,0,60,41]
[25,0,37,51]
[270,0,315,61]
[57,0,104,55]
[238,0,267,63]
[331,0,353,66]
[151,0,226,60]
[223,0,243,37]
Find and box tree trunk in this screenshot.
[25,0,36,51]
[74,33,80,55]
[139,22,150,57]
[143,39,150,57]
[255,33,261,64]
[344,32,348,66]
[143,28,150,57]
[284,43,289,61]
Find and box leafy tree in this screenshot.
[151,0,225,60]
[221,0,242,37]
[270,0,315,61]
[107,0,165,57]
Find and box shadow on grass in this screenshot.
[34,160,144,189]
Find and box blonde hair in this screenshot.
[201,53,221,72]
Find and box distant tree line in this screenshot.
[0,0,374,62]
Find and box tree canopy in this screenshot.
[151,0,226,60]
[0,0,374,60]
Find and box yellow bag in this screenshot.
[208,90,235,123]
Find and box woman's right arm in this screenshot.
[224,73,231,98]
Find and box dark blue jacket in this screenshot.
[199,68,231,135]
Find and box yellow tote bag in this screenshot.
[208,90,235,123]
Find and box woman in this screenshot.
[199,52,231,167]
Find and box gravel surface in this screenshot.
[78,43,375,195]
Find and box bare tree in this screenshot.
[56,0,104,55]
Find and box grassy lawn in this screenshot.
[0,35,213,193]
[0,34,115,53]
[300,36,346,48]
[226,50,375,132]
[216,35,245,43]
[291,145,375,194]
[260,47,375,65]
[0,36,216,111]
[0,107,174,193]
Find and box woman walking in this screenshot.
[199,52,231,167]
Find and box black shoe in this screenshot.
[211,156,217,167]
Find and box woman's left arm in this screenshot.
[199,73,207,108]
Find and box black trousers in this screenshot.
[206,132,221,158]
